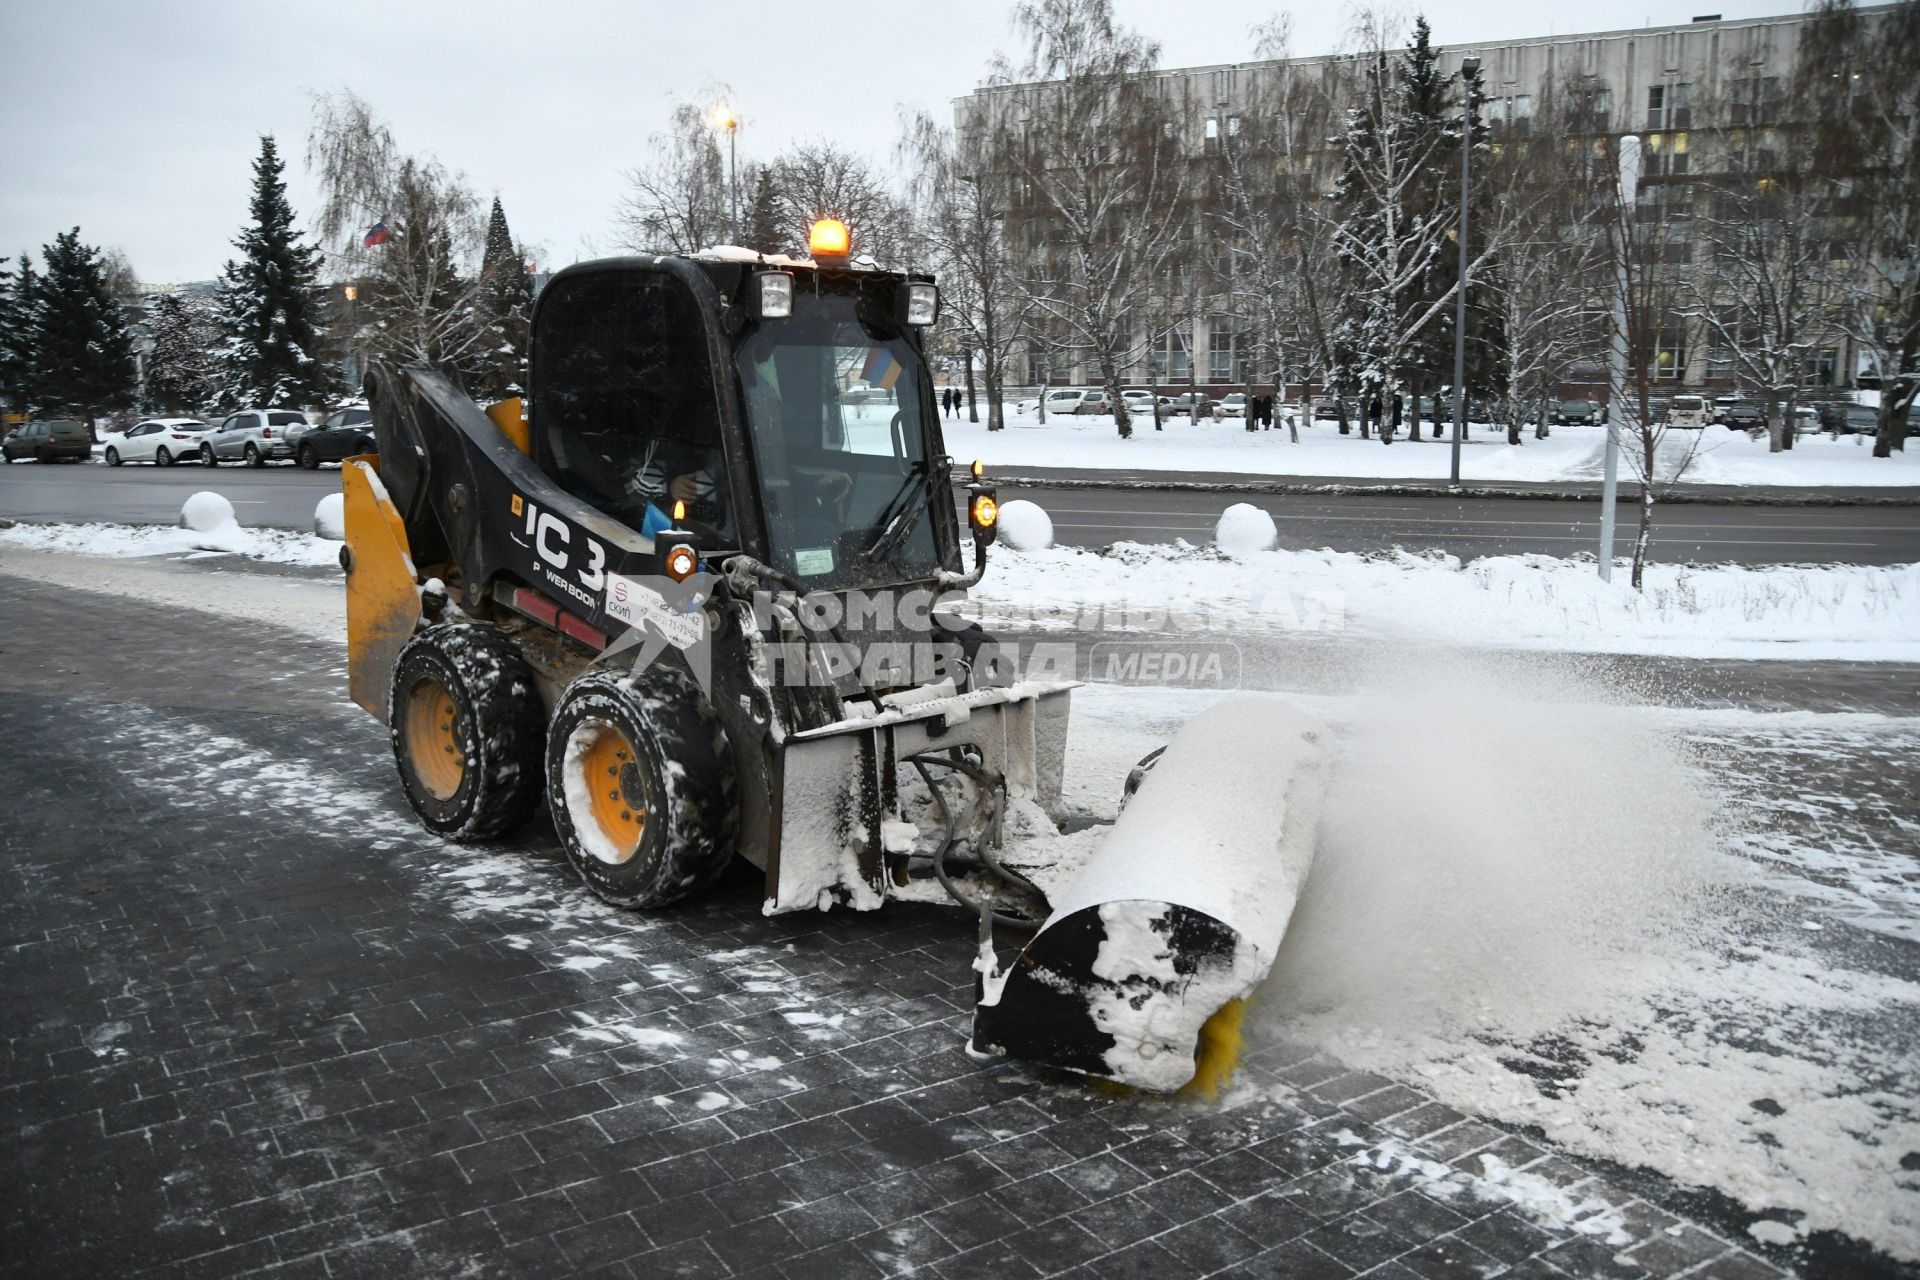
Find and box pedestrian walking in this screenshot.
[941,388,954,417]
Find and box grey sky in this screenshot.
[0,0,1805,284]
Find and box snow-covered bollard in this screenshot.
[1214,502,1277,555]
[314,493,346,540]
[180,491,236,532]
[998,499,1054,551]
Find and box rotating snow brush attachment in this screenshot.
[970,699,1330,1094]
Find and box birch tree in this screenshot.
[616,96,732,255]
[991,0,1183,438]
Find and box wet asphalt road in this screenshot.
[3,457,1917,565]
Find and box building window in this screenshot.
[1647,82,1691,130]
[1655,321,1688,381]
[1800,348,1838,386]
[1156,325,1192,382]
[1203,116,1220,155]
[1208,317,1241,383]
[1228,115,1242,136]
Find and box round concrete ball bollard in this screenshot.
[1214,502,1277,555]
[314,492,346,540]
[180,491,236,532]
[997,499,1054,551]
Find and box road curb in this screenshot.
[973,473,1920,507]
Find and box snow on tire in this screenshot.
[389,623,545,841]
[546,666,737,910]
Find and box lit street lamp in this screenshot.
[713,106,740,245]
[1450,55,1480,486]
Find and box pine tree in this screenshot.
[212,135,336,409]
[744,166,786,256]
[144,292,220,413]
[0,254,35,415]
[473,197,534,399]
[32,228,138,432]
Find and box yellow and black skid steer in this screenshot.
[342,221,1328,1094]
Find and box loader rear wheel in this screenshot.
[389,623,544,841]
[546,667,736,909]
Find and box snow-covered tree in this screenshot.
[615,94,732,254]
[1800,0,1919,456]
[0,254,36,415]
[473,197,534,400]
[308,91,490,381]
[743,165,786,256]
[143,291,220,414]
[211,136,336,410]
[992,0,1184,438]
[900,110,1033,431]
[32,227,138,432]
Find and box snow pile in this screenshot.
[180,491,236,532]
[1247,656,1920,1262]
[0,518,344,568]
[996,499,1053,551]
[314,493,345,540]
[938,403,1920,486]
[969,541,1920,661]
[1213,502,1277,554]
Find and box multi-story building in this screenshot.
[955,7,1893,400]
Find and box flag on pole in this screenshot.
[860,347,902,391]
[362,220,390,248]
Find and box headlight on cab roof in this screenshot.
[753,271,793,319]
[903,282,939,327]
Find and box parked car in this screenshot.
[297,407,376,467]
[1666,394,1710,429]
[201,409,306,466]
[1818,403,1879,435]
[841,381,894,405]
[1167,392,1214,417]
[1,419,91,463]
[1120,389,1160,410]
[1041,388,1096,416]
[1312,396,1343,421]
[1217,392,1248,418]
[1553,399,1601,426]
[1722,402,1767,430]
[104,418,212,467]
[1711,395,1741,426]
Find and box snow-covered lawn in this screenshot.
[942,406,1919,487]
[973,538,1920,662]
[0,516,341,567]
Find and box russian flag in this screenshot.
[362,220,390,248]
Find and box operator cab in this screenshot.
[527,223,949,592]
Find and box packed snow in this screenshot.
[179,490,235,531]
[945,406,1920,486]
[314,492,345,540]
[0,516,343,567]
[1213,501,1278,554]
[995,498,1054,551]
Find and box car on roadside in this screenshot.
[1040,388,1094,417]
[104,418,213,467]
[201,408,306,467]
[1312,396,1343,421]
[1553,399,1602,426]
[1666,394,1710,429]
[1167,392,1213,418]
[1,419,91,463]
[297,407,377,468]
[1120,389,1161,412]
[1818,402,1879,435]
[1217,392,1248,419]
[1722,402,1767,431]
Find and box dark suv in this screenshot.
[1722,402,1767,430]
[1,419,91,463]
[1553,399,1601,425]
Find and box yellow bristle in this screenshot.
[1181,998,1248,1102]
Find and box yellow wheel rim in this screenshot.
[404,678,464,801]
[577,721,647,862]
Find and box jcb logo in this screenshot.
[518,498,605,594]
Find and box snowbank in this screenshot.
[314,493,345,540]
[180,491,235,531]
[0,519,343,568]
[942,406,1919,487]
[971,540,1920,661]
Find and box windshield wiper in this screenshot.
[862,461,932,565]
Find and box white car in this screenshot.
[1042,389,1096,416]
[1218,393,1248,418]
[1120,390,1165,414]
[103,418,214,467]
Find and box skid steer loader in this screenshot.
[343,221,1328,1093]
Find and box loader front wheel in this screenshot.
[547,668,736,909]
[389,623,545,841]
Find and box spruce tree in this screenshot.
[212,135,336,409]
[144,292,219,414]
[33,228,138,431]
[0,254,35,416]
[745,167,786,256]
[473,197,534,399]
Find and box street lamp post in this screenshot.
[1600,135,1644,583]
[715,107,740,245]
[1450,56,1479,486]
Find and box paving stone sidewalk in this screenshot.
[0,576,1897,1280]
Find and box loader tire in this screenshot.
[389,623,545,841]
[546,667,737,909]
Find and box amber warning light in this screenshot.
[809,219,851,259]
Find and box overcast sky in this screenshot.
[0,0,1805,284]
